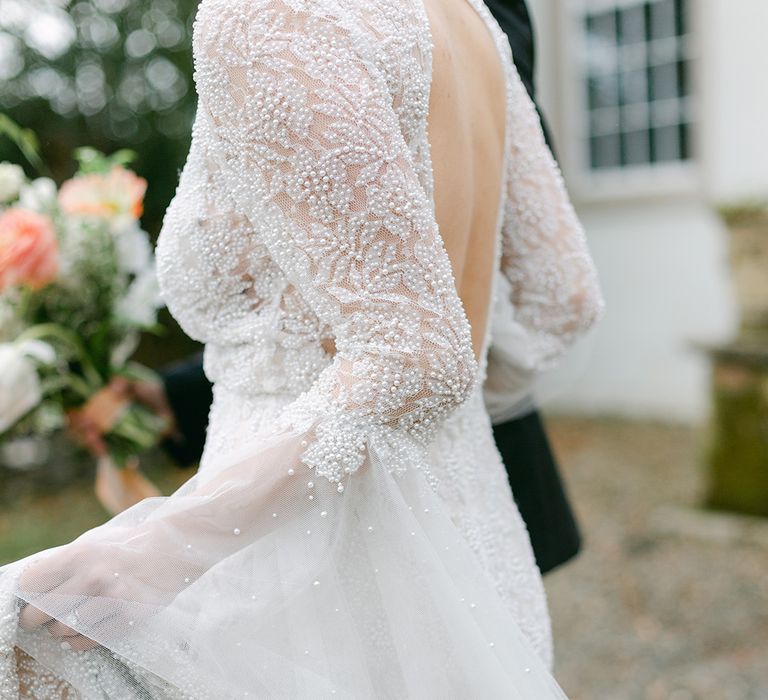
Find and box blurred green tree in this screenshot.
[0,0,203,365]
[0,0,200,236]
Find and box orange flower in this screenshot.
[58,167,147,220]
[0,208,59,292]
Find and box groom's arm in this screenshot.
[483,0,556,155]
[159,353,213,467]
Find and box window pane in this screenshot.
[651,0,677,40]
[586,10,617,51]
[618,5,646,46]
[622,129,651,166]
[651,124,681,161]
[649,62,679,101]
[619,67,648,105]
[583,0,690,171]
[588,73,619,110]
[585,11,618,82]
[590,133,622,169]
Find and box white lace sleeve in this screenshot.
[193,0,478,484]
[499,63,605,369]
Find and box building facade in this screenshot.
[526,0,768,422]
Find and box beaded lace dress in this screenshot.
[0,0,603,697]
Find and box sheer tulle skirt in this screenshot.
[0,388,562,698]
[201,386,552,666]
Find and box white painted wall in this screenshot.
[698,0,768,202]
[536,199,737,421]
[521,0,745,422]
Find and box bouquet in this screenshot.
[0,148,167,469]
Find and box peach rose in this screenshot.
[0,208,59,292]
[58,167,147,220]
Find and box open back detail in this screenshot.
[0,1,603,697]
[419,0,508,365]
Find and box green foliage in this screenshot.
[74,145,136,173]
[0,443,188,564]
[20,216,123,380]
[706,365,768,516]
[0,113,44,170]
[0,0,201,235]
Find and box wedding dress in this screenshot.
[0,0,603,697]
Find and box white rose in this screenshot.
[0,163,26,203]
[114,221,152,274]
[116,268,162,327]
[18,177,57,212]
[0,343,43,433]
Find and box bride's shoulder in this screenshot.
[192,0,378,65]
[193,0,353,41]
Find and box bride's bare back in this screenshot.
[423,0,507,362]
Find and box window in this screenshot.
[583,0,692,171]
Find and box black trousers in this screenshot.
[492,410,581,574]
[161,355,581,574]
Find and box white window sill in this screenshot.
[565,160,701,205]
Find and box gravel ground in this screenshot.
[543,417,768,700]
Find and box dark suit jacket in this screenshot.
[161,0,581,575]
[485,0,556,152]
